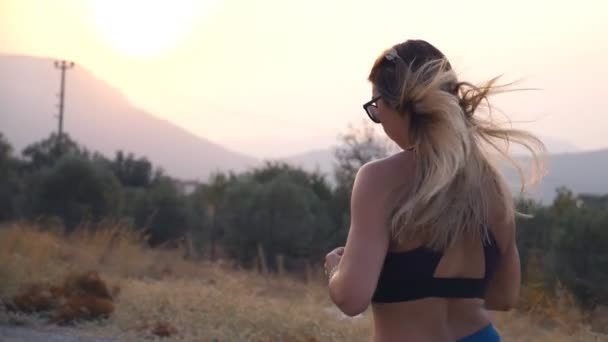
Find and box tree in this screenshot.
[514,189,608,309]
[28,155,123,232]
[220,174,333,270]
[188,172,235,260]
[21,133,85,172]
[246,162,337,259]
[549,190,608,308]
[0,133,11,160]
[0,133,20,221]
[131,177,190,246]
[249,161,333,205]
[107,151,153,188]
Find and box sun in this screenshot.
[91,0,207,57]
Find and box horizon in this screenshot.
[1,0,607,158]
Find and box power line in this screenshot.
[53,60,75,145]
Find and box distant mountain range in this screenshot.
[282,148,608,204]
[1,54,606,203]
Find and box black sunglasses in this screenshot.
[362,95,382,123]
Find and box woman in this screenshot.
[324,39,545,341]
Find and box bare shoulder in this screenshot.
[356,151,414,187]
[353,151,415,205]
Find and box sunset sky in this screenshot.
[1,0,606,158]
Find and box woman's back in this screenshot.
[366,151,505,341]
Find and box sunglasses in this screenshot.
[362,95,382,123]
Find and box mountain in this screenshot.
[519,149,608,203]
[283,147,608,204]
[3,54,604,203]
[0,55,257,181]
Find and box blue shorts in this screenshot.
[457,324,501,342]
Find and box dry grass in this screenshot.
[0,223,606,341]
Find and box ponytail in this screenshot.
[368,43,546,250]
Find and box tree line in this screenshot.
[0,124,606,310]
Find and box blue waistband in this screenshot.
[457,324,500,342]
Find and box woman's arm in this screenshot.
[327,162,391,317]
[484,213,521,311]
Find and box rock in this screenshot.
[151,321,178,338]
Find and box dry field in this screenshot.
[0,223,606,341]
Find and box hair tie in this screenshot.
[385,48,400,62]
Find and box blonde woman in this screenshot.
[324,39,545,342]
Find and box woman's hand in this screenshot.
[324,246,344,279]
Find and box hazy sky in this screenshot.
[1,0,607,158]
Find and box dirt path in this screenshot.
[0,325,117,342]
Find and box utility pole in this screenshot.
[53,60,75,147]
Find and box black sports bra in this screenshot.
[372,230,500,303]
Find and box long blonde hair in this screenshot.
[368,40,547,250]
